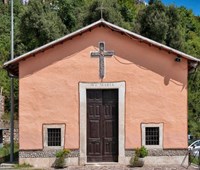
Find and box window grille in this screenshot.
[47,128,61,146]
[145,127,159,145]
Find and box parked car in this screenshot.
[188,139,200,157]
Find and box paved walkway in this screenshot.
[0,164,199,170]
[66,165,198,170]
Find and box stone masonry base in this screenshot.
[19,157,79,168]
[19,149,189,168]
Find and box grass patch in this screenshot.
[14,163,33,169]
[0,142,19,163]
[190,155,200,165]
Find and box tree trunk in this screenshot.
[3,0,8,4]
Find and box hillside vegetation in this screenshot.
[0,0,200,137]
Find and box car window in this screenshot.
[193,141,200,147]
[196,141,200,146]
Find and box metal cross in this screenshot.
[91,42,114,79]
[96,2,105,19]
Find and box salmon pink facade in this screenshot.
[4,20,200,168]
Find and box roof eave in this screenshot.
[103,20,200,63]
[3,19,104,69]
[3,19,200,77]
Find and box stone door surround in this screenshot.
[79,82,125,165]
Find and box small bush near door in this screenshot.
[130,146,148,167]
[138,146,148,158]
[53,149,70,169]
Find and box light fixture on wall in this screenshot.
[175,56,182,62]
[190,61,198,68]
[189,61,199,74]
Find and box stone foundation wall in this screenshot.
[19,149,189,168]
[19,149,80,168]
[3,128,19,144]
[125,149,188,157]
[20,149,188,159]
[125,149,188,167]
[19,149,79,158]
[0,94,19,145]
[20,157,79,168]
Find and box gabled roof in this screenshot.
[3,19,200,77]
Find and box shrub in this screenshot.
[134,146,148,158]
[135,148,140,156]
[129,146,148,167]
[54,149,70,169]
[139,146,148,158]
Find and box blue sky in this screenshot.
[146,0,200,16]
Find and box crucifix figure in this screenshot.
[91,42,114,79]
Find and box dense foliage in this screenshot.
[0,0,199,137]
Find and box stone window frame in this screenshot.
[141,123,163,149]
[43,124,65,149]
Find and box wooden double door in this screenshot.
[87,89,118,162]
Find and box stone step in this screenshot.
[0,163,15,169]
[85,162,119,166]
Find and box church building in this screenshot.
[3,19,200,168]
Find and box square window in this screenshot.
[141,123,163,149]
[43,124,65,149]
[47,128,61,146]
[145,127,159,145]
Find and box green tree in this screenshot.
[176,7,200,138]
[56,0,86,31]
[188,71,200,138]
[136,0,169,44]
[18,0,67,52]
[0,0,199,138]
[117,0,139,30]
[83,0,134,30]
[165,5,184,50]
[0,0,22,115]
